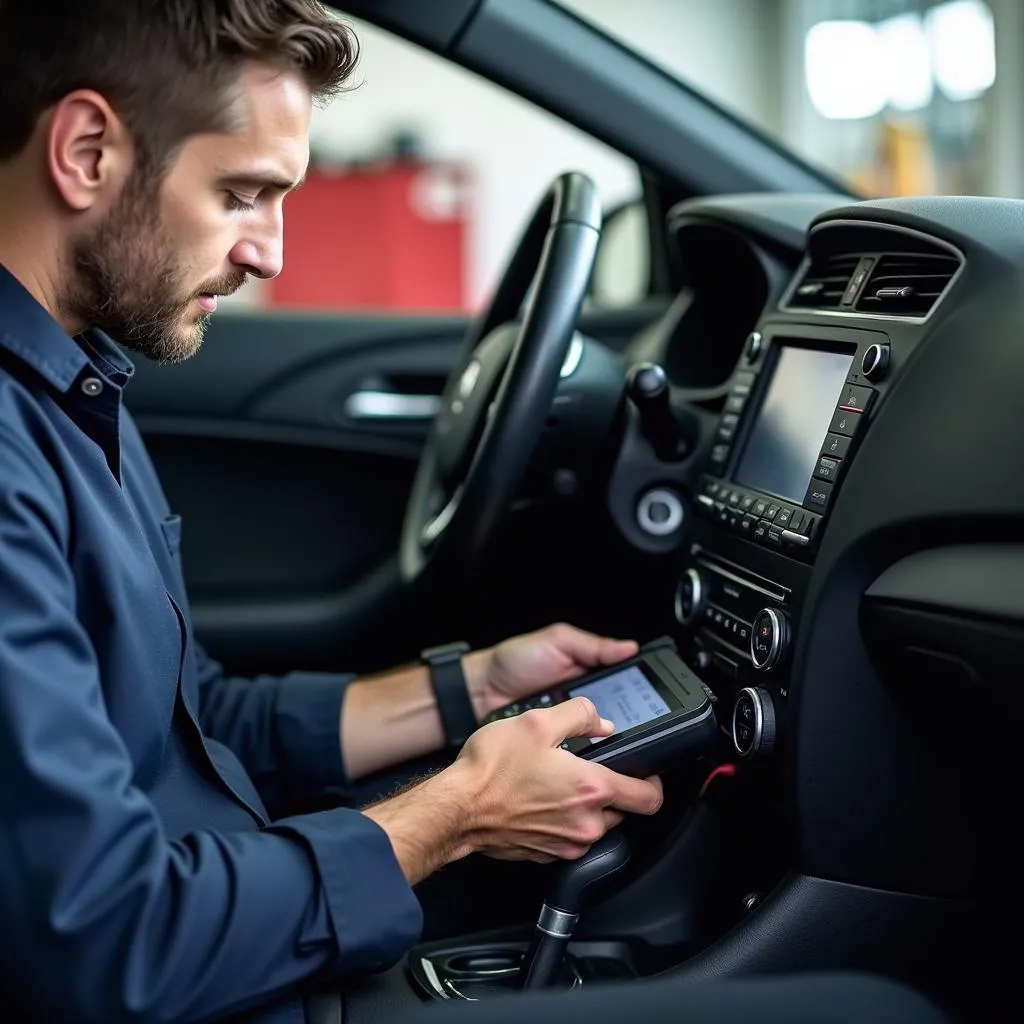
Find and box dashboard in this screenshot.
[602,193,1024,1004]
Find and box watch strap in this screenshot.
[421,641,476,748]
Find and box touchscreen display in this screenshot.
[734,346,853,504]
[569,665,671,739]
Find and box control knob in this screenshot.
[860,343,890,382]
[750,607,789,671]
[732,686,777,758]
[674,568,705,626]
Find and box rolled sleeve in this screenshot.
[273,809,423,974]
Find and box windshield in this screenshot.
[562,0,1004,199]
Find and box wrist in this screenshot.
[462,647,499,721]
[364,765,482,883]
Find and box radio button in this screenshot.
[838,383,874,413]
[753,520,770,542]
[739,514,757,536]
[739,494,755,512]
[804,481,833,510]
[789,508,806,532]
[709,443,730,467]
[724,393,746,414]
[752,498,768,517]
[699,477,720,498]
[767,525,784,546]
[774,506,795,528]
[829,408,862,437]
[717,413,740,441]
[726,490,742,506]
[822,433,851,459]
[814,456,841,482]
[765,503,781,520]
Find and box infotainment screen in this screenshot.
[733,346,853,504]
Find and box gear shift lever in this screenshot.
[520,830,631,990]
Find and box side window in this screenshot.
[225,17,644,315]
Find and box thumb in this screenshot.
[548,696,615,744]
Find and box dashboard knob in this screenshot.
[744,331,764,363]
[674,568,705,626]
[861,343,890,382]
[750,607,789,671]
[732,686,777,758]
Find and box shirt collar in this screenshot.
[0,261,134,391]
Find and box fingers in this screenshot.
[602,808,626,831]
[546,623,639,670]
[537,696,615,743]
[601,768,664,816]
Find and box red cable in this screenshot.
[699,762,737,799]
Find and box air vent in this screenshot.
[855,251,960,317]
[787,254,861,310]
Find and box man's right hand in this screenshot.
[363,697,664,884]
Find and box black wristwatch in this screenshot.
[421,641,477,748]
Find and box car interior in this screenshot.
[120,1,1015,1020]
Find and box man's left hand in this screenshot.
[464,623,639,720]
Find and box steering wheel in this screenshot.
[399,171,602,585]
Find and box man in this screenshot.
[0,2,664,1022]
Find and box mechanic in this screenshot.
[0,2,664,1022]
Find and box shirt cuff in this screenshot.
[271,808,423,975]
[275,671,356,789]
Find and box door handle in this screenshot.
[344,390,443,420]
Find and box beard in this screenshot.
[60,172,246,365]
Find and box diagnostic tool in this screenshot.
[480,638,717,777]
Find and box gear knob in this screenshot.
[520,830,631,990]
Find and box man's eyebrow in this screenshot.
[217,171,307,193]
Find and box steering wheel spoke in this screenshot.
[399,172,602,585]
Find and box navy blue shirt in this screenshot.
[0,263,422,1023]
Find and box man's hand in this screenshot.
[465,623,639,720]
[363,696,664,883]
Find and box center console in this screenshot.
[675,323,895,756]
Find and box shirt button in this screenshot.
[81,377,104,397]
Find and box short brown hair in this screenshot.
[0,0,359,173]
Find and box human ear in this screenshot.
[46,89,133,213]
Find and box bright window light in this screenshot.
[805,21,886,120]
[877,13,933,111]
[927,0,996,101]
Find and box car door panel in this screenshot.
[126,303,670,676]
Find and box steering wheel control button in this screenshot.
[750,608,789,672]
[674,569,705,626]
[860,343,890,382]
[732,686,777,758]
[814,456,841,482]
[744,331,764,364]
[804,480,833,510]
[829,407,862,437]
[637,489,684,537]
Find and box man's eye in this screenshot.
[226,192,258,212]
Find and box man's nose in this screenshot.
[229,236,283,281]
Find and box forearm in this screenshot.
[340,651,492,781]
[363,768,480,885]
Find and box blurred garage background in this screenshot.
[230,0,1012,316]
